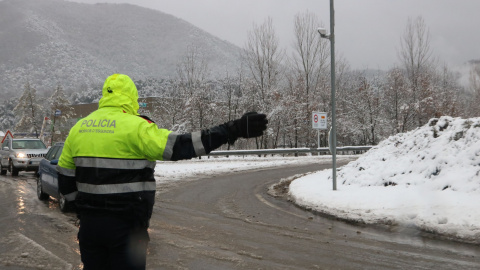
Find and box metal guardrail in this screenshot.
[208,146,373,156]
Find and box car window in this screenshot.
[50,146,63,160]
[12,141,24,149]
[45,147,57,160]
[13,140,47,149]
[45,146,61,160]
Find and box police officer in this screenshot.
[57,74,268,270]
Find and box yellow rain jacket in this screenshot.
[57,74,229,225]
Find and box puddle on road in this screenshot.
[16,196,26,215]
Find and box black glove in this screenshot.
[225,112,268,144]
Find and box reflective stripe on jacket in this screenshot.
[57,106,181,222]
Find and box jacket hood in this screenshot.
[98,74,139,115]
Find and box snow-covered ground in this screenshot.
[289,116,480,244]
[153,155,346,184]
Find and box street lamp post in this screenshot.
[318,0,337,190]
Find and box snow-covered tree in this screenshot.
[283,71,307,148]
[14,81,44,137]
[243,17,284,103]
[329,56,352,146]
[48,84,75,143]
[383,67,412,133]
[398,16,435,127]
[221,72,243,122]
[158,82,187,131]
[431,64,460,118]
[0,98,18,132]
[70,83,103,104]
[465,61,480,117]
[176,44,212,130]
[243,17,285,149]
[289,11,330,147]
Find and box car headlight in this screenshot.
[16,153,26,158]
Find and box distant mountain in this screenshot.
[0,0,243,99]
[468,59,480,65]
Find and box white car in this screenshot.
[0,138,48,176]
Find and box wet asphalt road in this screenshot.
[0,161,479,269]
[148,163,480,269]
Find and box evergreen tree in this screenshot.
[13,82,43,137]
[0,98,18,132]
[48,84,74,143]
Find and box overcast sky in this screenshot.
[69,0,479,70]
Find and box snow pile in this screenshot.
[289,116,480,243]
[340,116,480,191]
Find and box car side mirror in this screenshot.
[50,159,59,165]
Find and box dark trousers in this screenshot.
[78,214,150,270]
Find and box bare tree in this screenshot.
[292,11,329,101]
[243,17,284,104]
[283,70,306,149]
[330,55,352,146]
[433,64,460,118]
[243,17,285,149]
[222,71,243,122]
[176,44,209,93]
[469,61,480,93]
[290,11,330,147]
[164,82,187,131]
[341,74,383,145]
[383,67,412,134]
[176,44,211,130]
[398,16,435,127]
[467,61,480,116]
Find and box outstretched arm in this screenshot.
[167,112,268,161]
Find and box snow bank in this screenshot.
[154,155,343,183]
[289,116,480,243]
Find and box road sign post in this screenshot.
[312,112,327,130]
[312,112,327,152]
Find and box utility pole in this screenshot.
[318,0,337,190]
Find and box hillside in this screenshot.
[0,0,243,99]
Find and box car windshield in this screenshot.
[12,140,47,149]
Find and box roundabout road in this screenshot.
[147,162,480,269]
